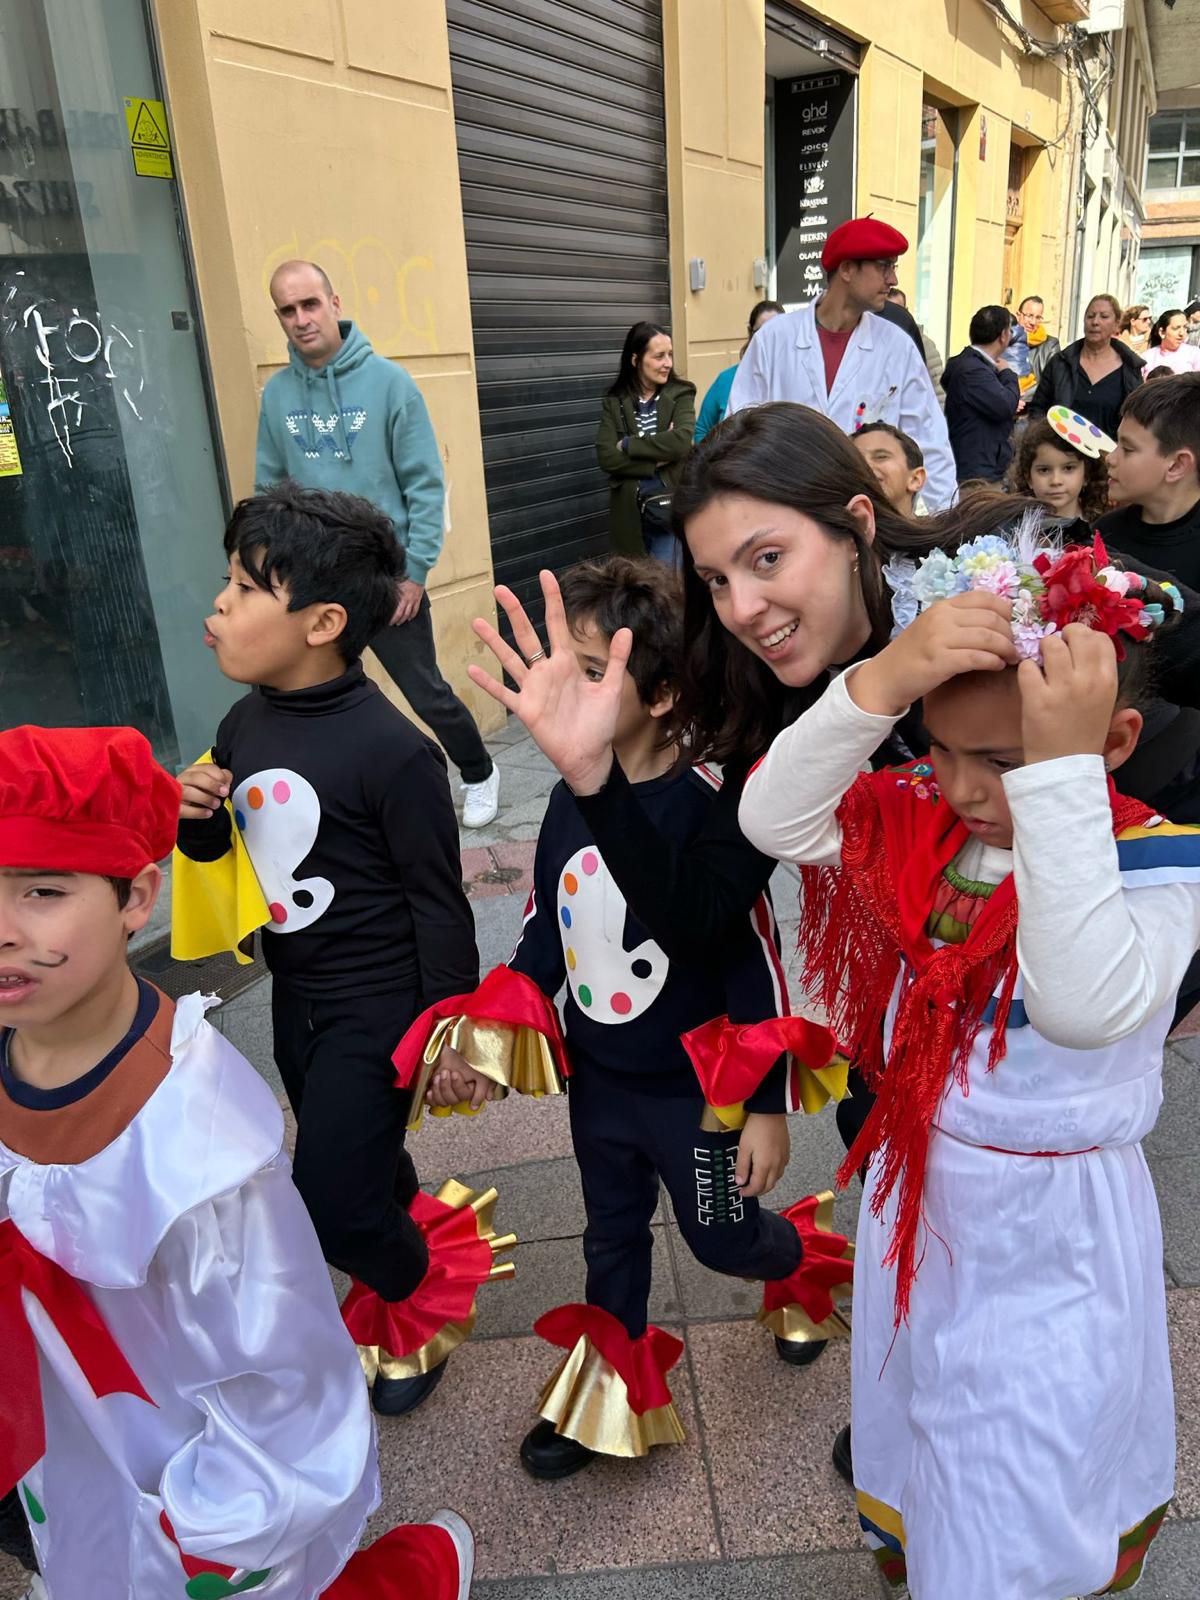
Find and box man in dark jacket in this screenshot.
[1017,295,1061,382]
[941,305,1022,484]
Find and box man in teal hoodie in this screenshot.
[256,260,500,826]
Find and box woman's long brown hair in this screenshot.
[670,403,1037,769]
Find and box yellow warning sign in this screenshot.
[0,373,22,479]
[123,96,173,180]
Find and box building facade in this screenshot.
[1134,0,1200,313]
[1,0,1139,759]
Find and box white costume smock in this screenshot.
[739,671,1200,1600]
[0,993,380,1600]
[728,302,958,511]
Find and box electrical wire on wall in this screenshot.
[977,0,1123,329]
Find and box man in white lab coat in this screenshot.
[728,218,957,510]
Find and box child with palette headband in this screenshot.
[393,556,849,1484]
[1009,404,1113,533]
[739,515,1197,1599]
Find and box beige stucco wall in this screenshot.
[662,0,767,401]
[155,0,503,741]
[662,0,1076,386]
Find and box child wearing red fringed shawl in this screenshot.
[739,520,1200,1600]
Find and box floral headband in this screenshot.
[883,515,1184,664]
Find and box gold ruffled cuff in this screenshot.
[794,1053,851,1115]
[406,1015,565,1129]
[355,1183,516,1380]
[358,1313,478,1383]
[758,1192,853,1344]
[537,1336,686,1458]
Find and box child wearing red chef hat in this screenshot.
[0,725,474,1600]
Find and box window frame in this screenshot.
[1145,109,1200,190]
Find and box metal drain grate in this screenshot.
[131,934,267,1005]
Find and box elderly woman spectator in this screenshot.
[1026,293,1143,437]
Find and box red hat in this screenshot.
[0,727,181,877]
[821,217,909,274]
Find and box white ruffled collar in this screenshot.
[0,993,284,1287]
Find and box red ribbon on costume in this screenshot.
[341,1191,492,1358]
[159,1513,240,1583]
[534,1303,683,1415]
[681,1014,836,1107]
[392,964,571,1089]
[762,1196,854,1327]
[0,1219,155,1495]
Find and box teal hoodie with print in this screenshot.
[255,320,445,585]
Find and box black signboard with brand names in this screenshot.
[774,70,856,306]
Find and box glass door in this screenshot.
[915,102,959,357]
[0,0,230,767]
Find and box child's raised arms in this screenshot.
[848,591,1018,719]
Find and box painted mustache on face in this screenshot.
[31,952,68,968]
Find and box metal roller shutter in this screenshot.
[447,0,670,623]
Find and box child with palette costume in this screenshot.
[394,557,850,1483]
[1009,406,1113,533]
[174,484,505,1424]
[739,521,1198,1599]
[0,725,475,1600]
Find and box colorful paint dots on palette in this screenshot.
[556,845,668,1025]
[1047,404,1116,458]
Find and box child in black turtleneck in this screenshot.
[176,483,479,1421]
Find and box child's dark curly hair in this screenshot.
[1008,420,1110,525]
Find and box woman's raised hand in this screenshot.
[468,569,632,795]
[848,592,1018,718]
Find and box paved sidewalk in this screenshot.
[4,720,1199,1598]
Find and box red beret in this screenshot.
[821,218,910,274]
[0,726,181,876]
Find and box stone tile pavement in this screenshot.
[5,719,1200,1599]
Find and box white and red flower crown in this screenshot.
[883,513,1183,664]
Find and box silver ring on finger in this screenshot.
[524,649,546,665]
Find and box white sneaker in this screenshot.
[462,765,500,828]
[427,1509,475,1600]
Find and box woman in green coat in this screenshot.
[595,322,696,562]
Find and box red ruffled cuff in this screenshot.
[394,966,570,1088]
[535,1303,682,1414]
[760,1192,854,1343]
[342,1182,515,1379]
[681,1013,843,1127]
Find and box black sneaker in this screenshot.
[371,1359,447,1417]
[519,1419,598,1481]
[832,1423,854,1485]
[774,1335,828,1367]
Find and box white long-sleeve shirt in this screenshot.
[727,303,958,512]
[739,670,1200,1053]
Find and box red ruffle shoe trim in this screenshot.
[393,964,571,1088]
[534,1303,683,1415]
[682,1013,836,1107]
[342,1190,492,1359]
[763,1195,854,1327]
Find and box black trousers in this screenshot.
[569,1063,802,1340]
[271,981,429,1303]
[369,593,493,784]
